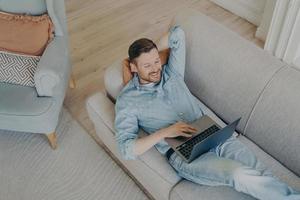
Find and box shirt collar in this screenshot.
[133,73,163,92]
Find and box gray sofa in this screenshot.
[86,9,300,200]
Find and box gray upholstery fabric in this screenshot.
[0,0,47,15]
[244,66,300,176]
[0,82,52,116]
[46,0,64,36]
[35,36,69,97]
[35,0,70,97]
[238,135,300,191]
[170,180,254,200]
[104,59,124,101]
[0,82,61,133]
[172,9,285,133]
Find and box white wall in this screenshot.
[255,0,277,41]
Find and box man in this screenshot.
[114,26,300,200]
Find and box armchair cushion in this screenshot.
[0,82,53,116]
[0,11,54,56]
[0,82,57,133]
[0,51,40,87]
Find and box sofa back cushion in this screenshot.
[244,66,300,176]
[172,9,285,133]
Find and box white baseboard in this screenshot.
[211,0,265,25]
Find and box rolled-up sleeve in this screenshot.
[167,26,186,78]
[114,98,139,160]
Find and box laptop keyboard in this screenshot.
[176,125,220,160]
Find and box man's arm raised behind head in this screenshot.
[168,26,186,78]
[157,26,186,78]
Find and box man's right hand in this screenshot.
[161,122,198,138]
[132,122,197,157]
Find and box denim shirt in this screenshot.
[114,26,204,160]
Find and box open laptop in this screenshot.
[165,115,241,163]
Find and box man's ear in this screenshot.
[130,62,138,73]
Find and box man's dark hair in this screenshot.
[128,38,157,63]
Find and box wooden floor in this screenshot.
[64,0,264,147]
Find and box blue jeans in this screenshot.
[168,136,300,200]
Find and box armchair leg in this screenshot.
[46,132,57,149]
[69,75,76,89]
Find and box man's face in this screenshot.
[130,48,162,84]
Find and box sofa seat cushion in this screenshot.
[238,135,300,191]
[170,180,254,200]
[0,82,53,116]
[170,134,300,200]
[0,82,60,133]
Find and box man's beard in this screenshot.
[149,70,161,83]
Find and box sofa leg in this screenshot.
[69,75,76,89]
[46,132,57,149]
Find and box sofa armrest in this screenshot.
[34,36,70,97]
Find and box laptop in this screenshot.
[165,115,241,163]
